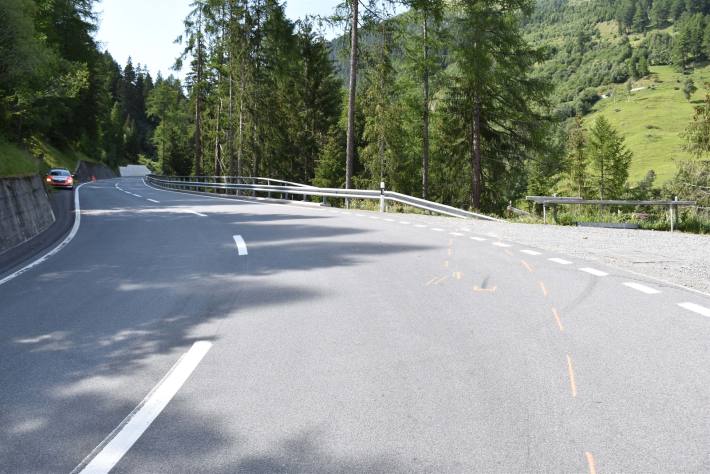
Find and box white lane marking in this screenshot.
[0,183,88,287]
[75,341,212,474]
[188,210,207,217]
[677,302,710,318]
[492,242,512,248]
[369,216,380,220]
[460,227,472,232]
[470,236,486,242]
[133,194,143,198]
[384,218,396,222]
[431,227,445,232]
[147,199,160,203]
[233,235,248,256]
[415,224,427,228]
[622,282,660,295]
[399,221,411,225]
[449,232,464,237]
[580,267,608,277]
[355,213,366,217]
[520,249,541,256]
[549,258,572,265]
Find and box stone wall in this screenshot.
[0,176,56,253]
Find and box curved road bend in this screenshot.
[1,177,708,473]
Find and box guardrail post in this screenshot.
[380,181,386,213]
[543,203,547,224]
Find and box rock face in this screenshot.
[119,164,151,177]
[75,160,116,182]
[0,176,55,253]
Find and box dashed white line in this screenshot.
[147,199,159,203]
[399,221,411,225]
[677,302,710,318]
[369,216,380,220]
[415,224,427,228]
[470,236,486,242]
[384,218,396,222]
[355,213,366,217]
[622,282,660,295]
[233,235,248,256]
[520,249,541,256]
[133,194,143,198]
[75,341,212,474]
[449,232,464,237]
[431,227,445,232]
[549,258,572,265]
[580,267,608,277]
[492,242,512,248]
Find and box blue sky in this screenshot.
[95,0,344,79]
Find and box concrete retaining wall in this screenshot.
[0,176,55,253]
[119,164,151,177]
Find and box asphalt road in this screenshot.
[1,177,709,473]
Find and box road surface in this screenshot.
[1,177,709,473]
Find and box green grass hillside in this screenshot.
[586,65,710,184]
[0,136,96,178]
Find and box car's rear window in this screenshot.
[50,170,70,176]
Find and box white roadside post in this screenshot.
[380,181,386,213]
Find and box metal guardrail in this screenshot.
[525,195,697,232]
[146,175,501,221]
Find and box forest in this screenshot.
[1,0,709,219]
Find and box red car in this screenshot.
[45,168,75,189]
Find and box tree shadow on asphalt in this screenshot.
[0,208,434,472]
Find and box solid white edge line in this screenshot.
[549,258,573,265]
[579,267,608,277]
[0,183,87,287]
[233,235,248,256]
[677,302,710,318]
[622,282,660,295]
[74,341,212,474]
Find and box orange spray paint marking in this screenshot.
[552,307,564,332]
[425,277,439,286]
[473,286,497,293]
[585,452,597,474]
[566,354,577,398]
[521,260,534,273]
[453,271,463,280]
[504,249,514,257]
[539,281,548,297]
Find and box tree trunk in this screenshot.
[215,99,223,177]
[422,13,430,200]
[345,0,359,189]
[194,12,204,177]
[470,96,482,210]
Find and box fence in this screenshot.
[146,175,501,222]
[525,196,697,232]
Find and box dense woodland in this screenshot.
[1,0,709,217]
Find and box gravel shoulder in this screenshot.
[464,219,710,295]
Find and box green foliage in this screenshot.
[682,87,710,156]
[587,115,633,199]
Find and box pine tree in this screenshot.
[566,116,588,197]
[587,116,633,199]
[445,0,550,211]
